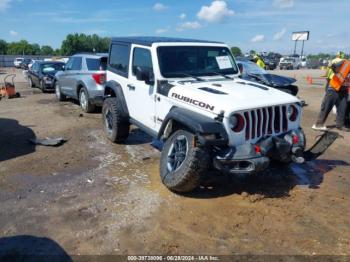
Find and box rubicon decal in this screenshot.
[172,93,215,111]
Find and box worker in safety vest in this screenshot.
[312,52,350,132]
[254,54,266,69]
[326,51,345,80]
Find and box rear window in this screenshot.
[86,57,107,71]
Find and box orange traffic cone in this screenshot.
[306,75,313,85]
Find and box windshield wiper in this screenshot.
[207,71,234,80]
[171,73,205,82]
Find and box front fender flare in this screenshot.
[158,107,228,146]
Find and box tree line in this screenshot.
[0,33,110,56]
[0,35,346,59]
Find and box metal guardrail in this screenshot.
[0,55,53,67]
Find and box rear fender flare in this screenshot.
[104,80,129,117]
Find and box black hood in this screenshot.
[242,73,296,88]
[43,71,57,78]
[262,74,296,87]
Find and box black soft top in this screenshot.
[111,36,223,46]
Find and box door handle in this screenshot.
[127,84,136,91]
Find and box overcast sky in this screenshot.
[0,0,348,55]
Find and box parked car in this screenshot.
[28,61,65,92]
[101,36,315,193]
[264,57,278,70]
[279,57,301,70]
[14,57,24,68]
[20,58,33,70]
[55,53,108,113]
[301,57,307,68]
[236,58,298,96]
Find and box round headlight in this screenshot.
[288,105,298,121]
[230,113,245,132]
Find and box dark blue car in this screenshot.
[236,58,298,96]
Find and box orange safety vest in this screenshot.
[330,60,350,91]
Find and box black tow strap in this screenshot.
[304,131,341,161]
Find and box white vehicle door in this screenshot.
[126,46,156,130]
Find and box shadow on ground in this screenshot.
[0,118,36,162]
[0,235,72,262]
[124,128,153,145]
[185,159,350,199]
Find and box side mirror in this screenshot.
[238,63,243,74]
[135,66,155,86]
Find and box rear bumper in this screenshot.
[44,82,55,89]
[88,88,104,106]
[213,129,305,174]
[89,95,104,106]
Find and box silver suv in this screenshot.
[55,53,107,112]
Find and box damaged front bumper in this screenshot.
[213,129,339,175]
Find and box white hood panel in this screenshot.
[168,78,300,116]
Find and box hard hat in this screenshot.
[337,51,345,59]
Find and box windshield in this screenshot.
[239,60,267,75]
[157,46,238,78]
[283,58,294,63]
[41,63,64,73]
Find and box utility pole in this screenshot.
[293,40,298,55]
[300,40,305,58]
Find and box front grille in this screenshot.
[243,106,288,141]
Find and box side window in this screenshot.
[86,58,107,71]
[71,57,82,70]
[65,58,74,71]
[132,48,153,76]
[109,44,130,76]
[34,63,40,72]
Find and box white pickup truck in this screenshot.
[279,56,302,70]
[101,37,333,192]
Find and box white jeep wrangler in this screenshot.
[101,37,309,193]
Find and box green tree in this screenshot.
[29,43,41,55]
[41,45,54,55]
[230,46,242,57]
[249,50,256,56]
[61,33,110,55]
[53,48,62,56]
[0,39,7,55]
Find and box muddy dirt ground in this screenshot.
[0,68,349,257]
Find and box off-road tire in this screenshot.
[28,77,34,88]
[160,129,210,193]
[40,80,46,93]
[102,97,130,143]
[79,87,95,113]
[55,82,66,101]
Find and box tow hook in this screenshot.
[291,147,305,164]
